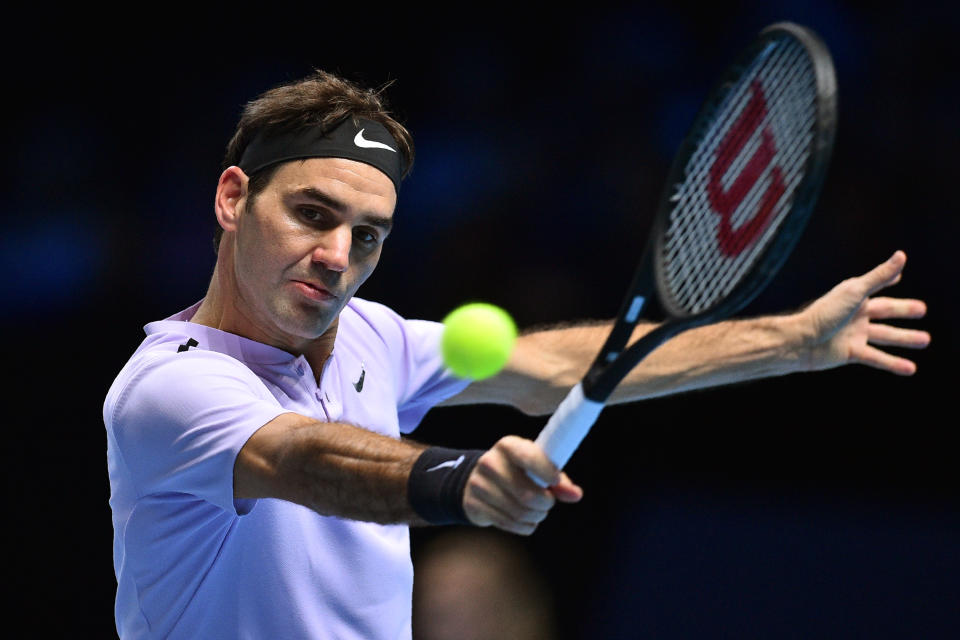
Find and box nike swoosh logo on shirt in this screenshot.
[426,455,465,473]
[353,365,365,393]
[354,129,396,152]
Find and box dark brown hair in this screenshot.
[214,70,414,251]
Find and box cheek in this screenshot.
[238,215,310,276]
[351,249,383,286]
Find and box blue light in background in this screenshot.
[0,216,105,316]
[395,128,514,236]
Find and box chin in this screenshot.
[264,300,333,341]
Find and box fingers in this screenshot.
[852,344,918,376]
[852,256,929,373]
[550,472,585,503]
[858,250,907,297]
[497,435,562,487]
[464,492,545,536]
[866,297,927,321]
[463,436,582,536]
[866,323,931,349]
[851,324,928,375]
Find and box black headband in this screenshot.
[238,117,406,194]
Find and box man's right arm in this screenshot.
[234,413,582,535]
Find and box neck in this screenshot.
[192,259,339,380]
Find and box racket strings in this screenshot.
[674,42,808,287]
[670,43,807,301]
[675,42,813,308]
[661,36,817,314]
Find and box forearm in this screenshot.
[234,413,571,535]
[235,412,430,525]
[470,313,811,415]
[608,312,810,402]
[444,251,928,415]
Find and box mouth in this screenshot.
[291,280,338,302]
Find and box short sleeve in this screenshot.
[393,319,471,433]
[343,299,471,434]
[108,350,291,514]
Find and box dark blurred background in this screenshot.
[5,2,957,637]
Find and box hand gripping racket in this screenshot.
[533,22,838,481]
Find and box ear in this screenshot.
[214,166,249,233]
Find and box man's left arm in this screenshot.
[441,251,930,415]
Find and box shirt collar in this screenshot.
[144,300,301,366]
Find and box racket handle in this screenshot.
[528,382,605,487]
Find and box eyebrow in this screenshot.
[296,186,394,231]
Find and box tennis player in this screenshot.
[103,70,929,639]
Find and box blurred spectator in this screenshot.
[413,529,557,640]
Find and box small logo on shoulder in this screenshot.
[177,338,199,353]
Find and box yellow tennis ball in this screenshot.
[442,303,517,380]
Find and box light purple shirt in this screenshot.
[104,297,470,639]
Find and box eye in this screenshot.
[354,228,380,247]
[298,207,328,224]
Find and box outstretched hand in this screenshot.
[801,250,930,375]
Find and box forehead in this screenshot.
[267,157,397,216]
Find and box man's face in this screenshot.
[230,157,396,350]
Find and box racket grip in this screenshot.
[528,382,605,487]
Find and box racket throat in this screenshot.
[585,319,701,402]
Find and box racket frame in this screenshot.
[533,22,838,475]
[585,22,837,404]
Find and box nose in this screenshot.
[311,226,351,273]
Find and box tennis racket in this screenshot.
[533,22,837,481]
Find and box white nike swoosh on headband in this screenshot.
[426,455,465,473]
[354,129,396,152]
